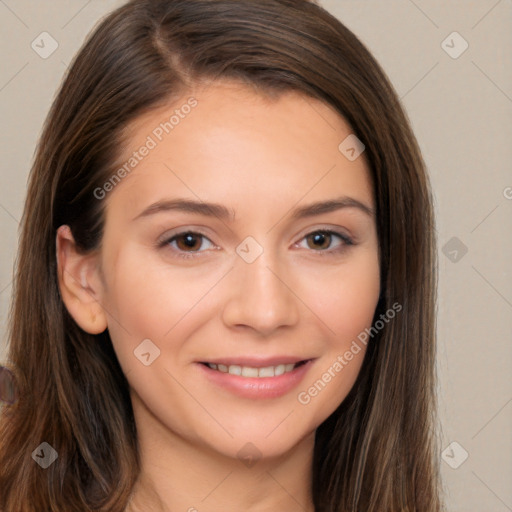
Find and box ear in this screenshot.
[56,225,108,334]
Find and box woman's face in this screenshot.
[93,81,380,459]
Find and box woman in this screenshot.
[0,0,443,510]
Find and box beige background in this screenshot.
[0,1,511,510]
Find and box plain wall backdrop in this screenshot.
[0,1,511,510]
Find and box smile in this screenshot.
[198,359,314,399]
[203,361,307,378]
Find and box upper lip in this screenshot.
[198,356,313,368]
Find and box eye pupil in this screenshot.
[177,233,201,250]
[308,232,330,250]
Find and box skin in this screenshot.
[57,80,380,512]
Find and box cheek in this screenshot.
[103,244,178,317]
[305,251,380,341]
[101,246,227,359]
[296,257,379,416]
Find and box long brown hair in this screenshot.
[0,0,442,510]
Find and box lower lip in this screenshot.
[197,360,314,399]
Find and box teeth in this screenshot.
[242,366,259,377]
[206,362,300,377]
[258,366,275,377]
[274,364,285,376]
[228,364,241,375]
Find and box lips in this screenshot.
[197,358,314,399]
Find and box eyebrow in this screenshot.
[132,196,374,222]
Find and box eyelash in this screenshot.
[158,229,355,260]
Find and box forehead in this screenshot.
[104,80,374,220]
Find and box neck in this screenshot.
[126,398,316,512]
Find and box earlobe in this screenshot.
[56,225,108,335]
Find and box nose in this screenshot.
[221,247,300,336]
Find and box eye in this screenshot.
[159,228,354,260]
[296,229,354,255]
[159,231,215,259]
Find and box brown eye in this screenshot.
[159,231,215,260]
[174,232,204,252]
[306,231,332,250]
[298,230,354,255]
